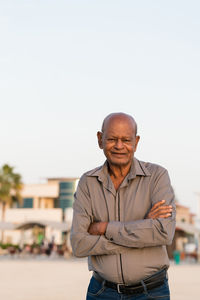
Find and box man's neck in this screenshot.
[108,162,132,190]
[108,164,130,178]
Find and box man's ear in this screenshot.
[97,131,103,149]
[134,135,140,152]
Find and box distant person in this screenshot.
[71,112,175,299]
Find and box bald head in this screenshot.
[101,113,138,136]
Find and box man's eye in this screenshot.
[107,138,115,141]
[123,139,131,143]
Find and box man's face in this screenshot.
[97,117,140,168]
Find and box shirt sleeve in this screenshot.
[70,176,129,257]
[105,168,176,248]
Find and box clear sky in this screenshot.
[1,1,200,213]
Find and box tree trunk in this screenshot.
[1,202,6,243]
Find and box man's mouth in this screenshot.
[111,152,126,156]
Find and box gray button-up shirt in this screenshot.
[70,158,176,284]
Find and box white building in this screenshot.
[0,178,79,245]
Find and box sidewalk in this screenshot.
[168,263,200,300]
[0,258,199,300]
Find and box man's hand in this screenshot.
[146,200,172,219]
[88,222,108,235]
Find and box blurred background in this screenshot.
[0,1,200,299]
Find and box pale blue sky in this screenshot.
[1,1,200,212]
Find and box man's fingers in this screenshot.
[152,206,172,215]
[155,213,171,218]
[147,212,171,219]
[150,203,172,214]
[146,201,173,219]
[150,208,172,216]
[148,206,173,219]
[150,200,166,211]
[151,211,172,218]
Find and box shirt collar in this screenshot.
[86,157,151,182]
[86,161,113,193]
[127,157,151,180]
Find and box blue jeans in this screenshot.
[86,276,170,300]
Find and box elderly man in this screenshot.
[71,113,175,300]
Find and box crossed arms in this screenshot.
[70,170,176,257]
[88,200,173,235]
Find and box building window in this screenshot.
[58,181,76,210]
[23,198,33,208]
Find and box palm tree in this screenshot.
[0,164,23,242]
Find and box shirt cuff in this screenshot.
[105,221,121,241]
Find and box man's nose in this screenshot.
[114,139,124,149]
